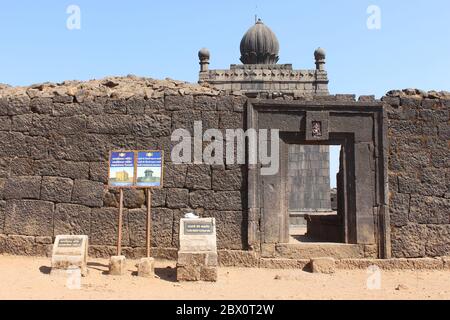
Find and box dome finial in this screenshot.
[314,47,326,70]
[198,48,210,72]
[240,20,279,64]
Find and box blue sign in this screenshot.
[136,151,163,187]
[109,151,135,187]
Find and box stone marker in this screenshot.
[310,257,336,274]
[109,255,126,275]
[176,218,218,282]
[137,257,155,278]
[51,235,88,277]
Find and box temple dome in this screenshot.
[240,19,279,64]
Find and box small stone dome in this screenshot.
[198,48,210,60]
[314,47,326,60]
[240,19,279,64]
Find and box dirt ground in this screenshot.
[1,254,450,300]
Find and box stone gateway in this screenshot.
[0,19,448,266]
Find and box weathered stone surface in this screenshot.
[426,225,450,257]
[217,250,259,267]
[2,235,36,255]
[391,224,428,258]
[137,257,155,277]
[109,255,126,276]
[194,96,217,111]
[199,266,217,282]
[176,264,201,281]
[4,176,41,200]
[185,165,211,190]
[0,200,6,234]
[4,200,54,236]
[71,179,104,207]
[163,164,187,188]
[409,195,449,224]
[54,203,91,235]
[41,176,73,203]
[204,211,244,250]
[310,257,336,274]
[189,190,216,209]
[259,258,309,269]
[89,162,108,183]
[129,208,174,248]
[36,160,90,180]
[149,188,166,207]
[90,207,130,246]
[166,188,189,208]
[123,189,145,208]
[213,191,242,210]
[212,168,243,191]
[389,193,410,227]
[165,95,193,111]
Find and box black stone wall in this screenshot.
[0,93,248,258]
[385,91,450,258]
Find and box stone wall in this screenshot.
[384,89,450,258]
[0,76,247,258]
[0,76,449,261]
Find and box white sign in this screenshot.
[51,235,88,277]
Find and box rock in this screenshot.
[71,179,104,207]
[310,257,336,274]
[41,176,73,203]
[395,284,408,291]
[109,256,126,276]
[137,257,155,278]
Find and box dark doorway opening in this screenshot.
[280,133,356,245]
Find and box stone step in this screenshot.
[264,243,369,260]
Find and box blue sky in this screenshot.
[1,1,449,187]
[1,0,449,97]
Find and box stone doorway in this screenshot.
[246,99,391,259]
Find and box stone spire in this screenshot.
[239,19,279,64]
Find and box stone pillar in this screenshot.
[176,218,218,282]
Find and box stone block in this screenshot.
[109,256,126,276]
[204,211,244,250]
[4,176,41,200]
[123,189,145,208]
[212,168,242,191]
[310,257,336,274]
[90,207,130,246]
[213,191,242,210]
[36,160,90,180]
[137,257,155,278]
[409,195,449,224]
[2,235,36,255]
[165,95,193,111]
[389,193,410,227]
[163,163,187,188]
[54,203,91,235]
[71,179,104,207]
[185,165,211,190]
[128,207,174,247]
[189,190,216,209]
[176,264,201,281]
[193,95,217,111]
[200,266,217,282]
[41,176,73,203]
[166,188,189,208]
[89,162,108,183]
[4,200,54,236]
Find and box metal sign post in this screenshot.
[117,188,124,256]
[146,189,152,258]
